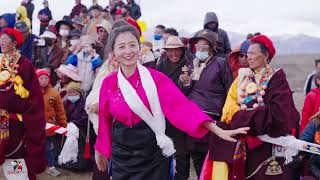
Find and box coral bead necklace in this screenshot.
[238,65,274,110]
[0,51,29,98]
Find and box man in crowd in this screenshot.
[0,13,16,31]
[83,5,103,40]
[126,0,141,20]
[21,0,34,29]
[70,0,87,19]
[203,12,231,58]
[15,21,37,60]
[304,59,320,95]
[163,28,179,44]
[152,24,166,60]
[38,0,52,35]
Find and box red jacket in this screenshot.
[301,88,320,134]
[70,3,87,19]
[227,45,249,78]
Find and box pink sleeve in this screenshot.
[94,78,113,158]
[156,71,211,138]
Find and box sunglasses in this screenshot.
[238,53,248,58]
[195,44,210,50]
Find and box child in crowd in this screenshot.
[37,69,67,177]
[301,72,320,134]
[54,64,82,101]
[300,111,320,179]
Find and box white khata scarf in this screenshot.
[190,56,212,81]
[117,64,176,157]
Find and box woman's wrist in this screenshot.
[203,121,220,134]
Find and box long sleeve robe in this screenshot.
[0,56,46,175]
[205,69,300,180]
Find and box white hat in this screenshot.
[40,30,57,39]
[163,35,185,49]
[80,35,96,45]
[55,64,81,82]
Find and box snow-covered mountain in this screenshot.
[144,29,320,55]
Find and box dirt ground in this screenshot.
[1,53,318,180]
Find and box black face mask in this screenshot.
[206,23,218,32]
[45,39,53,46]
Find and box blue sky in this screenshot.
[1,0,320,38]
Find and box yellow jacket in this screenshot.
[221,77,241,124]
[16,6,31,29]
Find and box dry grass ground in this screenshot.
[1,53,319,180]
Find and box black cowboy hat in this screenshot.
[55,15,74,31]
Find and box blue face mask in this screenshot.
[153,34,162,41]
[68,95,80,103]
[195,51,209,61]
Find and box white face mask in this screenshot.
[59,29,69,37]
[195,51,209,61]
[67,95,80,103]
[70,39,80,46]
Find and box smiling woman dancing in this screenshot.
[94,24,249,180]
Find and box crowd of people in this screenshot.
[0,0,319,180]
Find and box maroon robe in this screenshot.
[209,69,300,180]
[0,56,47,176]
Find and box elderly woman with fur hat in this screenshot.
[178,29,234,178]
[201,35,300,180]
[0,28,46,180]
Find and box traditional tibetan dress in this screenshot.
[0,53,46,180]
[95,66,213,180]
[201,67,300,180]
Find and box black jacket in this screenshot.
[203,12,231,58]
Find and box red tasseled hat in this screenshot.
[1,28,24,48]
[47,25,58,36]
[36,69,50,78]
[126,18,142,36]
[115,9,123,15]
[251,35,276,60]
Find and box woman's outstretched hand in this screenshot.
[95,150,108,172]
[216,128,250,142]
[204,121,250,142]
